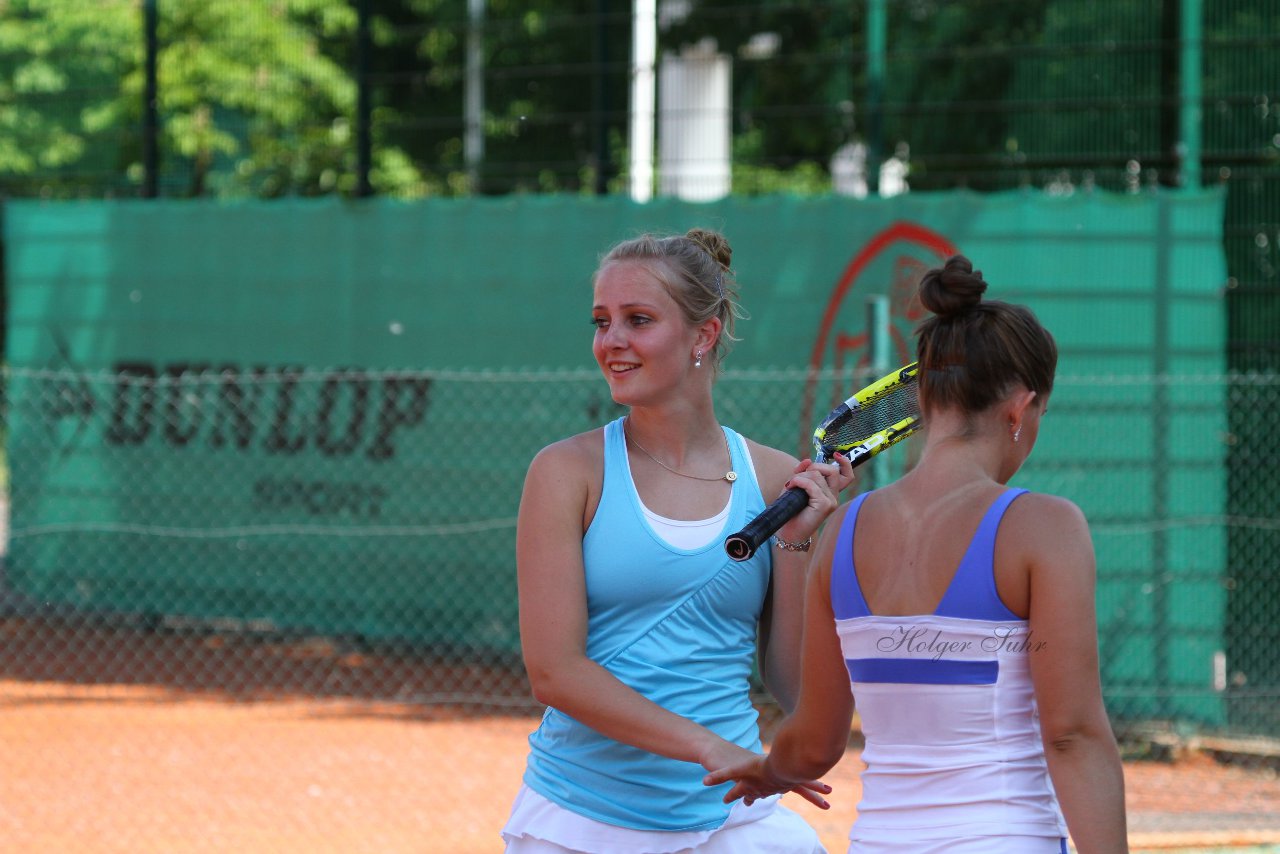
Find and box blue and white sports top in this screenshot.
[522,416,773,832]
[831,488,1068,846]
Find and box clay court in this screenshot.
[2,619,1278,854]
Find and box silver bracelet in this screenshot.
[773,535,813,553]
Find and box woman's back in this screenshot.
[847,478,1030,618]
[702,255,1127,853]
[829,487,1068,847]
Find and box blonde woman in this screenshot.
[503,229,853,852]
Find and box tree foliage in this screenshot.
[0,1,1276,200]
[0,0,139,189]
[0,0,410,197]
[369,0,633,195]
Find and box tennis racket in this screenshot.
[724,362,922,561]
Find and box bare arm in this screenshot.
[758,547,809,712]
[705,509,856,805]
[754,445,854,712]
[517,440,746,770]
[1022,497,1128,853]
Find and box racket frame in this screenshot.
[723,362,921,562]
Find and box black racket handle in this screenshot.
[724,486,810,562]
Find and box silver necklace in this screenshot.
[624,418,737,483]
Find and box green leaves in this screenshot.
[0,0,421,197]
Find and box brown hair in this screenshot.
[915,255,1057,415]
[596,228,745,369]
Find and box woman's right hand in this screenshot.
[775,452,852,546]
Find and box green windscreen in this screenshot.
[3,190,1227,722]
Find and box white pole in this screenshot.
[629,0,656,202]
[465,0,485,191]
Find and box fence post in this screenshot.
[355,0,373,198]
[629,0,656,203]
[865,0,886,196]
[1153,197,1173,707]
[142,0,159,199]
[1179,0,1202,190]
[592,0,610,195]
[465,0,486,193]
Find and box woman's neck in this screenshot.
[908,413,1009,490]
[624,402,722,460]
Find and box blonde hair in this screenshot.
[596,228,745,370]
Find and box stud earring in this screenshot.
[694,350,703,368]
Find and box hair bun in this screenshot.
[919,255,987,318]
[686,228,733,272]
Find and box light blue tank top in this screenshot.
[523,417,773,831]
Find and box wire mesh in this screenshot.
[2,367,1279,848]
[3,0,1280,847]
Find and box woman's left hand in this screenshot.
[702,753,832,809]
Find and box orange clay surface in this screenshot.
[1,623,1278,853]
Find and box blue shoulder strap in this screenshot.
[933,488,1028,621]
[830,492,873,620]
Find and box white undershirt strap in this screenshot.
[634,437,760,550]
[640,501,731,550]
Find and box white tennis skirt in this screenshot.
[847,832,1067,854]
[501,783,827,854]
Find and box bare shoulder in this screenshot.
[815,499,854,551]
[523,428,605,496]
[1006,491,1090,534]
[531,428,605,468]
[740,435,800,498]
[1003,491,1094,575]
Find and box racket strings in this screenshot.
[820,383,921,451]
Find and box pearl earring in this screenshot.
[1013,424,1022,443]
[694,350,703,368]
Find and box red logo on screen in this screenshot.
[799,222,958,453]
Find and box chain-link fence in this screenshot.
[2,367,1278,848]
[4,3,1277,199]
[4,0,1280,848]
[4,5,1277,468]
